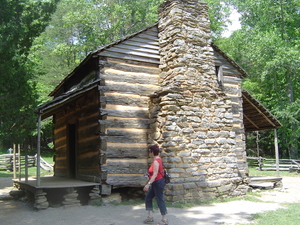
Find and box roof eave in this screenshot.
[211,43,249,78]
[49,23,159,97]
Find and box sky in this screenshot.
[222,9,241,37]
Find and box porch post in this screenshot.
[18,144,21,181]
[274,129,280,177]
[25,146,28,183]
[36,114,42,187]
[13,144,16,179]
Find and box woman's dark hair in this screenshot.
[149,144,160,156]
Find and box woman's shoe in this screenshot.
[143,217,154,224]
[157,219,168,225]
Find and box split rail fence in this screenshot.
[0,154,52,172]
[247,157,300,172]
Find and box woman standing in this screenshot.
[143,144,168,225]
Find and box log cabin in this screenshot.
[36,0,281,203]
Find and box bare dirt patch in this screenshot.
[0,176,299,225]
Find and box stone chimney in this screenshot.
[149,0,248,202]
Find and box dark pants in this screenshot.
[145,178,167,215]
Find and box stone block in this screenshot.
[207,180,221,187]
[216,138,227,145]
[34,201,49,210]
[191,139,204,145]
[172,136,184,142]
[182,128,194,133]
[185,176,202,182]
[166,115,179,121]
[227,138,236,144]
[169,168,185,173]
[182,157,195,163]
[218,184,234,193]
[177,151,191,157]
[162,142,177,147]
[183,183,197,189]
[102,192,122,204]
[170,195,185,202]
[162,131,177,137]
[187,116,201,122]
[202,187,216,192]
[171,178,185,183]
[196,182,208,187]
[101,184,111,195]
[205,139,216,144]
[199,157,210,163]
[169,184,184,191]
[177,163,191,168]
[35,196,47,204]
[62,199,80,205]
[64,193,78,199]
[207,131,219,138]
[195,149,210,154]
[192,171,207,176]
[9,190,25,200]
[167,157,181,163]
[211,157,224,163]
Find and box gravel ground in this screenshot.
[0,176,299,225]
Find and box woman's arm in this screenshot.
[150,160,159,183]
[143,160,159,191]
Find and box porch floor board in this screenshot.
[14,176,99,189]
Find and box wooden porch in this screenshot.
[249,176,283,189]
[14,176,101,209]
[14,176,99,189]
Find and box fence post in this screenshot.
[18,144,21,181]
[274,129,280,177]
[13,144,16,179]
[36,114,41,187]
[258,156,262,171]
[25,147,28,183]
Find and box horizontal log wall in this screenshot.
[213,51,247,176]
[53,89,101,181]
[98,26,160,187]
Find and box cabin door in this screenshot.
[67,124,77,178]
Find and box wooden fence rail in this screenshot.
[0,154,36,171]
[247,157,300,172]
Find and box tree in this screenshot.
[30,0,231,99]
[217,0,300,158]
[29,0,166,101]
[0,0,59,148]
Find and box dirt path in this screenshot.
[0,176,299,225]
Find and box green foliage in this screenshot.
[206,0,231,38]
[29,0,165,101]
[217,0,300,158]
[0,0,233,150]
[0,0,59,148]
[30,0,232,100]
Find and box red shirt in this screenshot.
[148,158,164,181]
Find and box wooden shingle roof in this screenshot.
[242,89,282,131]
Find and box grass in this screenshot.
[251,203,300,225]
[248,167,300,177]
[0,156,54,178]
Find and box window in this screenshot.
[215,65,224,86]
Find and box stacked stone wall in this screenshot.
[149,0,248,202]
